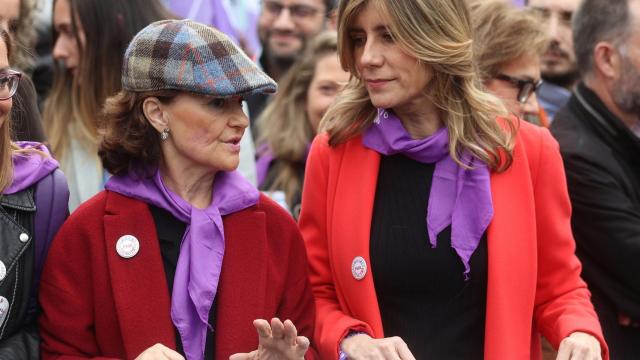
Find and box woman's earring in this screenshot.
[160,128,170,141]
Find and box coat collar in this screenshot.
[104,191,176,358]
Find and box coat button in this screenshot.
[351,256,367,281]
[19,233,29,243]
[116,235,140,259]
[0,261,5,281]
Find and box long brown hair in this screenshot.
[321,0,515,171]
[257,31,339,208]
[0,29,13,192]
[43,0,173,163]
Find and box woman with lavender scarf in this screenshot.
[0,29,69,359]
[38,20,318,360]
[298,0,608,359]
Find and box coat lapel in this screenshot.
[332,137,384,337]
[214,206,267,357]
[485,144,538,359]
[103,191,176,358]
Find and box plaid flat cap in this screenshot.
[122,19,277,97]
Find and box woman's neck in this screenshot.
[393,98,443,139]
[160,161,217,210]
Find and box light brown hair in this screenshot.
[321,0,515,171]
[468,0,548,81]
[256,31,339,208]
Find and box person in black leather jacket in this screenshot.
[0,28,69,359]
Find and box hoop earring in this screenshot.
[160,128,170,141]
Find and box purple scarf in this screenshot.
[255,143,275,188]
[4,142,59,194]
[362,109,493,278]
[105,169,259,360]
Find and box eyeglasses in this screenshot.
[262,1,324,21]
[0,70,21,100]
[494,73,542,104]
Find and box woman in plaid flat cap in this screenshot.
[38,19,318,360]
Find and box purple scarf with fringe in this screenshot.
[362,109,493,278]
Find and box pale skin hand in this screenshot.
[556,332,602,360]
[134,343,185,360]
[229,318,310,360]
[341,334,416,360]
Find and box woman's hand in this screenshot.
[135,343,185,360]
[229,318,309,360]
[341,334,416,360]
[556,332,602,360]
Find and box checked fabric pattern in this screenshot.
[122,19,276,97]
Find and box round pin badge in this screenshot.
[351,256,367,281]
[116,235,140,259]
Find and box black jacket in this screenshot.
[551,83,640,359]
[0,188,39,360]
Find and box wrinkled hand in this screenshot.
[229,318,309,360]
[341,334,416,360]
[135,343,185,360]
[556,332,601,360]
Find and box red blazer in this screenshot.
[39,191,318,359]
[298,121,608,360]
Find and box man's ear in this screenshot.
[593,41,620,80]
[143,97,168,133]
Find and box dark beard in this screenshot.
[542,70,579,89]
[612,56,640,115]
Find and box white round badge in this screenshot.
[0,260,6,281]
[116,235,140,259]
[351,256,367,281]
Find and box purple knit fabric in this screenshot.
[4,142,59,194]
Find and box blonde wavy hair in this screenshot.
[468,0,548,82]
[257,31,339,208]
[321,0,515,171]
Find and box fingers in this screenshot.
[160,346,185,360]
[253,319,271,339]
[394,337,416,360]
[271,317,285,340]
[296,335,311,355]
[283,319,298,346]
[229,350,257,360]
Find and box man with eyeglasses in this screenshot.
[550,0,640,358]
[528,0,581,120]
[247,0,336,131]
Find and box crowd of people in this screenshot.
[0,0,638,359]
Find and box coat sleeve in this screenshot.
[0,322,39,360]
[529,128,609,359]
[298,135,374,360]
[38,209,118,360]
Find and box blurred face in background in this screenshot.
[529,0,580,87]
[0,0,19,35]
[305,52,349,133]
[258,0,326,64]
[485,55,542,119]
[52,0,85,78]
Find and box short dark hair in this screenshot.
[573,0,632,76]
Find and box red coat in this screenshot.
[298,120,608,359]
[39,191,318,359]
